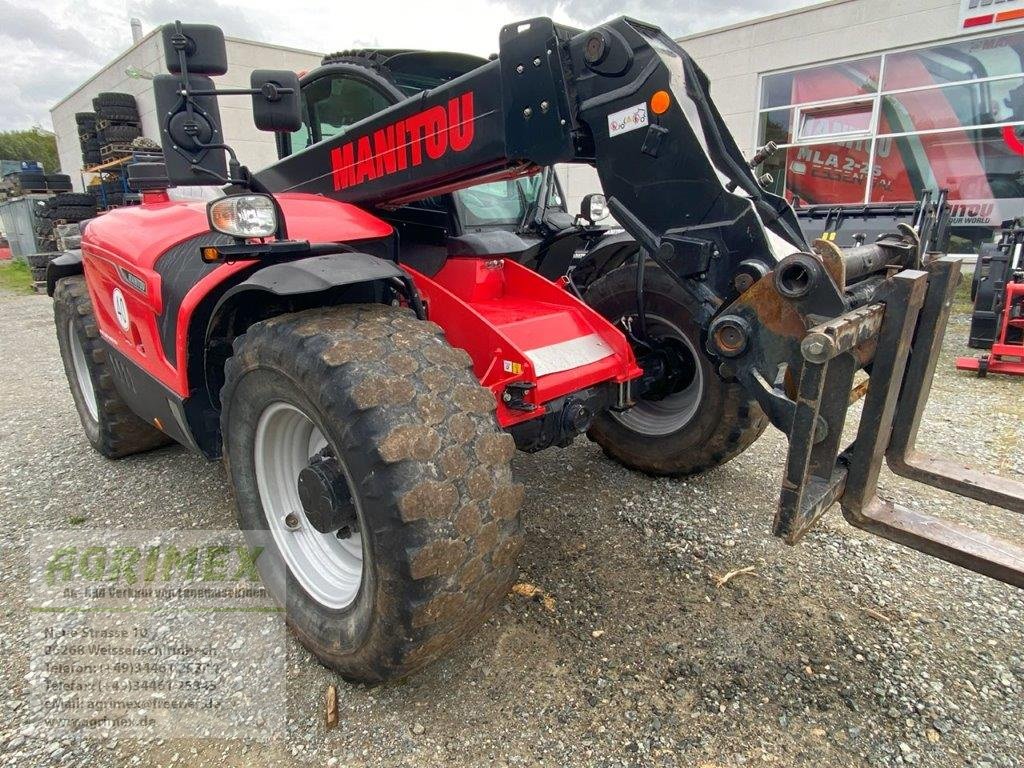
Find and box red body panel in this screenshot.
[81,192,393,396]
[80,190,641,436]
[957,281,1024,377]
[407,258,642,428]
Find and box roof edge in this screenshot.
[676,0,858,42]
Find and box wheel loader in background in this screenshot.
[47,18,1024,682]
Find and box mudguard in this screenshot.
[571,230,638,288]
[206,251,412,346]
[217,252,405,301]
[45,250,84,296]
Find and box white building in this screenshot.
[50,31,322,190]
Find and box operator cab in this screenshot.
[273,49,590,276]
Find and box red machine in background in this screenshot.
[957,219,1024,376]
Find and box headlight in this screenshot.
[580,193,608,223]
[208,194,278,238]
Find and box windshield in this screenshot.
[452,174,564,228]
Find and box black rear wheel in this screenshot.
[585,264,767,476]
[53,277,171,458]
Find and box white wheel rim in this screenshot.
[612,313,704,437]
[254,401,364,610]
[68,319,99,422]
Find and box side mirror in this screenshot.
[162,23,227,76]
[579,193,609,224]
[153,73,227,185]
[251,70,302,132]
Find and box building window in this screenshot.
[756,29,1024,241]
[760,57,881,108]
[882,30,1024,90]
[796,100,874,142]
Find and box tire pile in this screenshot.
[95,178,129,208]
[25,250,63,284]
[0,171,73,200]
[77,92,142,167]
[33,192,97,254]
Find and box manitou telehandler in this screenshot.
[48,18,1024,681]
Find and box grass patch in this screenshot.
[68,515,88,526]
[0,260,35,294]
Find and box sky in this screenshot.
[0,0,820,131]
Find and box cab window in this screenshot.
[287,74,392,155]
[453,176,545,228]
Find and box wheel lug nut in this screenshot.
[284,513,300,531]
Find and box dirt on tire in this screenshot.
[220,304,526,682]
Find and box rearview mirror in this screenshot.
[153,73,227,185]
[579,193,608,224]
[251,70,302,132]
[162,23,228,76]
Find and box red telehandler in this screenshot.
[47,19,1024,681]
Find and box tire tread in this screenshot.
[220,304,523,681]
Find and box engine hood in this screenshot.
[83,192,392,270]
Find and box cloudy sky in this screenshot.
[0,0,818,131]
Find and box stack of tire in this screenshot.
[25,251,63,285]
[34,192,97,254]
[92,93,142,159]
[1,171,72,199]
[99,178,128,208]
[45,174,73,192]
[77,112,100,167]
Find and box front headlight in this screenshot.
[208,194,278,238]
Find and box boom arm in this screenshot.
[256,17,808,301]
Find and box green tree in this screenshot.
[0,128,60,172]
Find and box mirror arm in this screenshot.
[170,22,198,125]
[187,86,296,99]
[189,141,249,189]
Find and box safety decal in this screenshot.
[608,103,648,138]
[112,288,130,331]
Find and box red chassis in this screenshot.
[79,188,641,435]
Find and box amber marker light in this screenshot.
[651,90,671,115]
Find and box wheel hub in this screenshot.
[254,401,364,610]
[297,449,359,536]
[610,313,705,437]
[635,336,698,402]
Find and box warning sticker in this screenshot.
[608,103,648,138]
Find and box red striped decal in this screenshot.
[963,13,995,27]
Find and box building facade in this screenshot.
[678,0,1024,247]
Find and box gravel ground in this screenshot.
[0,282,1021,768]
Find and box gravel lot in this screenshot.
[0,281,1021,767]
